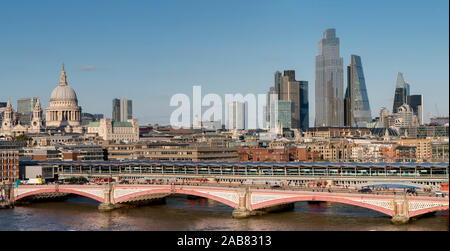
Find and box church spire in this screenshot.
[60,63,67,86]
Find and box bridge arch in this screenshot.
[251,195,394,216]
[15,188,104,203]
[114,188,238,209]
[409,205,449,218]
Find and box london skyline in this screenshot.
[1,0,448,126]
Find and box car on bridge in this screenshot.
[406,188,418,195]
[358,188,372,194]
[434,191,446,197]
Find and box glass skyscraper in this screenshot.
[315,28,344,127]
[299,81,309,131]
[393,72,408,113]
[17,97,38,125]
[344,55,372,127]
[112,98,121,122]
[407,94,423,125]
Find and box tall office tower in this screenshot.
[280,72,300,129]
[120,98,133,122]
[299,81,309,131]
[17,97,38,125]
[344,55,372,127]
[284,70,296,82]
[315,28,344,127]
[227,102,245,130]
[393,72,408,113]
[276,100,293,129]
[405,83,410,97]
[266,87,277,126]
[0,102,6,108]
[112,99,120,122]
[274,71,282,97]
[407,94,423,125]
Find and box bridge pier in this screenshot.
[391,194,410,224]
[0,183,14,209]
[232,187,252,218]
[98,183,115,212]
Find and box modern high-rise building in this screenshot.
[120,98,132,122]
[274,71,282,97]
[299,81,309,131]
[273,70,309,131]
[344,55,372,127]
[266,87,277,127]
[315,28,344,127]
[393,72,408,114]
[407,94,423,125]
[113,98,132,122]
[275,100,293,129]
[112,98,121,122]
[227,102,245,130]
[280,72,300,129]
[17,97,38,125]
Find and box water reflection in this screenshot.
[0,195,447,231]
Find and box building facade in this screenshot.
[344,55,372,127]
[87,118,139,142]
[315,28,344,127]
[393,72,408,114]
[227,102,245,130]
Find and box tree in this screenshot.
[14,134,29,142]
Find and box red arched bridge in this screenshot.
[12,184,449,224]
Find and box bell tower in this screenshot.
[2,97,14,130]
[30,98,43,132]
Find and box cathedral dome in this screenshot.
[49,64,78,102]
[50,85,78,101]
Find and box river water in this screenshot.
[0,195,448,231]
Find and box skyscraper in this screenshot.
[280,71,300,129]
[113,98,133,122]
[227,102,245,130]
[299,80,309,131]
[112,98,120,122]
[17,97,38,125]
[120,98,133,122]
[315,28,344,127]
[274,71,282,97]
[407,94,423,125]
[393,72,408,113]
[344,55,372,127]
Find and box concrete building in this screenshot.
[227,102,245,130]
[120,98,133,122]
[315,28,344,127]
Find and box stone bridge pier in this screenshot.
[391,194,410,224]
[98,183,115,211]
[232,188,252,218]
[231,187,294,218]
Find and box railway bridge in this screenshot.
[10,184,449,224]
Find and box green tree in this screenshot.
[14,134,29,142]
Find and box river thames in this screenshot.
[0,195,448,231]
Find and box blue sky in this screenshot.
[0,0,448,125]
